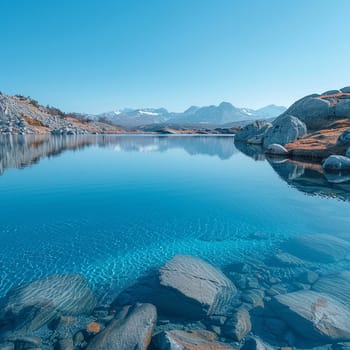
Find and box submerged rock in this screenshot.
[152,329,235,350]
[263,115,307,148]
[313,271,350,305]
[223,309,252,341]
[282,233,350,263]
[271,290,350,343]
[322,155,350,172]
[0,274,95,333]
[86,303,156,350]
[156,255,237,319]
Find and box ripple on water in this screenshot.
[0,215,289,302]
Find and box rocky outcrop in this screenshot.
[322,155,350,172]
[282,233,350,263]
[271,290,350,342]
[283,96,330,130]
[0,93,124,135]
[263,115,307,147]
[234,120,272,144]
[152,329,235,350]
[280,90,350,130]
[86,303,156,350]
[0,274,95,333]
[285,119,350,159]
[156,255,237,319]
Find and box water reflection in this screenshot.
[235,139,350,201]
[1,134,350,201]
[0,134,238,175]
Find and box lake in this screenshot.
[0,134,349,304]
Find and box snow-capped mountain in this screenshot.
[89,103,286,128]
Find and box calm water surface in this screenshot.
[0,135,349,302]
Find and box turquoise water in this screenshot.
[0,135,349,302]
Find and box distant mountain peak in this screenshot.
[89,102,286,128]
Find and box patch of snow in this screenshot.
[241,109,253,116]
[138,110,159,116]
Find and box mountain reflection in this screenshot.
[1,134,350,202]
[0,134,237,175]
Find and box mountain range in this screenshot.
[88,103,286,129]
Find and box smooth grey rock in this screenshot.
[235,120,272,144]
[313,271,350,305]
[152,329,235,350]
[340,87,350,93]
[223,308,252,341]
[157,255,237,319]
[335,99,350,118]
[337,129,350,145]
[322,90,342,95]
[283,97,330,130]
[283,233,350,263]
[86,303,157,350]
[265,143,288,155]
[271,290,350,342]
[322,155,350,172]
[263,115,307,147]
[0,274,95,333]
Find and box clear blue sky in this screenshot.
[1,0,349,113]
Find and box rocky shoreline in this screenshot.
[234,87,350,183]
[1,232,349,350]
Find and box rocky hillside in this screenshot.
[0,93,125,135]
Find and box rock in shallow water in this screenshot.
[312,271,350,305]
[223,308,252,341]
[157,255,237,319]
[152,329,235,350]
[0,274,95,333]
[282,233,350,263]
[271,290,350,343]
[86,303,156,350]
